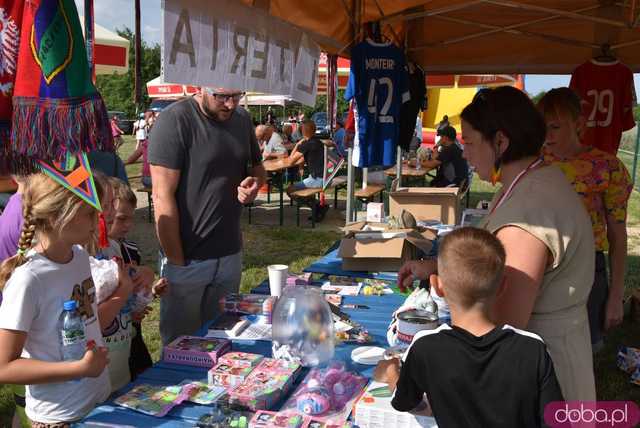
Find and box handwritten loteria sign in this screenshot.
[162,0,320,106]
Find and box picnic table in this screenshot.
[262,156,304,226]
[77,258,406,427]
[384,161,435,187]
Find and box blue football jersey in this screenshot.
[345,39,410,167]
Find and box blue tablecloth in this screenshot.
[77,287,405,427]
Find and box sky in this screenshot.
[77,0,639,96]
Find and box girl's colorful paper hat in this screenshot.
[38,150,102,211]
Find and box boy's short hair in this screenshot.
[92,170,108,202]
[437,125,457,142]
[302,119,316,133]
[437,227,506,308]
[109,177,137,208]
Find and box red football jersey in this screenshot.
[569,60,636,155]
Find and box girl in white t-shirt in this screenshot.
[0,173,111,426]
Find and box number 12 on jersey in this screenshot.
[367,77,394,124]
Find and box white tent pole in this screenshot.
[345,0,360,226]
[363,167,368,189]
[346,148,355,225]
[396,145,402,187]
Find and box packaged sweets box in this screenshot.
[249,410,309,428]
[220,294,276,320]
[209,363,255,389]
[219,351,264,369]
[286,272,313,286]
[162,336,231,368]
[228,358,301,411]
[208,352,264,388]
[354,381,437,428]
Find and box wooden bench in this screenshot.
[289,187,322,228]
[136,187,153,223]
[327,176,348,209]
[355,184,385,203]
[353,184,385,215]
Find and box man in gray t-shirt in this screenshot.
[149,88,265,345]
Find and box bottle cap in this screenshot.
[63,300,77,311]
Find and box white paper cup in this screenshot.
[268,264,288,297]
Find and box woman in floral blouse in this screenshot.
[538,87,632,351]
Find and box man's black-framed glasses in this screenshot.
[204,89,246,103]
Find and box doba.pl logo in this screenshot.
[544,401,640,427]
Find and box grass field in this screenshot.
[0,136,638,426]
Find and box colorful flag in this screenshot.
[0,0,24,173]
[7,0,113,173]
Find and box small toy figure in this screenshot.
[296,386,332,415]
[288,362,367,418]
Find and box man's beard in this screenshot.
[202,100,233,121]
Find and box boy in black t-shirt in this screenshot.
[375,227,563,428]
[287,120,325,190]
[423,125,468,187]
[286,120,329,221]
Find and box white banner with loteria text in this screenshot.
[162,0,320,106]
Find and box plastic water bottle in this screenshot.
[59,300,87,361]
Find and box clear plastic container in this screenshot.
[272,287,335,367]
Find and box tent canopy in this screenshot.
[146,76,198,98]
[80,17,129,75]
[243,93,293,106]
[239,0,640,73]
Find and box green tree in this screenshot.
[530,90,546,105]
[635,105,639,122]
[303,89,350,119]
[247,89,350,125]
[96,27,160,118]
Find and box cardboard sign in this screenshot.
[162,0,320,106]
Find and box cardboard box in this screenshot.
[366,202,385,222]
[389,187,461,225]
[338,222,433,272]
